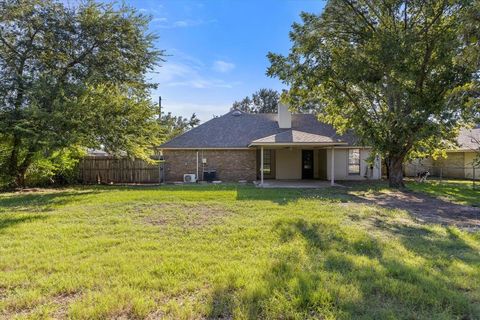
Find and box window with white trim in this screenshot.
[348,149,360,175]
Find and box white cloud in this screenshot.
[169,79,235,89]
[152,17,168,23]
[156,101,229,123]
[152,63,194,83]
[138,5,163,14]
[213,60,235,73]
[149,55,239,90]
[173,20,194,27]
[154,18,217,29]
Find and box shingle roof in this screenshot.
[251,130,346,144]
[457,125,480,151]
[160,110,359,149]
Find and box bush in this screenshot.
[24,148,85,187]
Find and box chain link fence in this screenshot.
[404,163,479,189]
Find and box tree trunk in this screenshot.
[15,150,35,188]
[6,140,34,189]
[6,135,21,189]
[387,156,405,188]
[384,159,390,179]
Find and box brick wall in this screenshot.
[162,149,257,182]
[405,152,471,179]
[433,152,466,179]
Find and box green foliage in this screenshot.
[0,185,479,318]
[232,88,280,113]
[268,0,480,187]
[75,84,162,160]
[25,147,85,186]
[160,112,200,142]
[0,0,164,187]
[470,130,480,167]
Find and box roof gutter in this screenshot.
[443,148,478,153]
[248,142,349,147]
[159,147,251,150]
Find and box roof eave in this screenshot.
[248,142,349,147]
[159,147,251,150]
[445,148,477,152]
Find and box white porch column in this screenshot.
[331,146,335,186]
[260,146,264,186]
[196,151,199,181]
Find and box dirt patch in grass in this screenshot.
[50,292,82,319]
[145,288,211,319]
[353,190,480,231]
[0,291,81,319]
[139,203,235,229]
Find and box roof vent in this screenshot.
[232,110,242,116]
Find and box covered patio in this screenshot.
[250,129,349,187]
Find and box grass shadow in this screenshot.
[236,186,354,205]
[382,220,478,263]
[0,214,48,232]
[239,217,480,318]
[207,282,237,319]
[408,180,480,207]
[346,188,480,229]
[0,190,97,213]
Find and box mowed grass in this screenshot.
[0,185,479,319]
[408,179,480,206]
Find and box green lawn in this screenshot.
[0,185,479,319]
[408,179,480,206]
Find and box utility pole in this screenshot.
[158,96,162,122]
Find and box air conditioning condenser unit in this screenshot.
[183,174,196,183]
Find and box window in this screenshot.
[263,150,271,175]
[348,149,360,175]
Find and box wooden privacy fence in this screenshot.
[78,156,163,184]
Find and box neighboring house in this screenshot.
[159,104,381,184]
[86,149,110,157]
[405,125,480,179]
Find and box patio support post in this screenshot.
[331,146,335,186]
[196,151,199,182]
[260,146,264,187]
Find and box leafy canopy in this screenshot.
[160,112,200,142]
[232,88,280,113]
[268,0,479,187]
[0,0,164,187]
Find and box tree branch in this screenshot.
[342,0,377,32]
[0,33,20,56]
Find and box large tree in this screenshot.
[0,0,164,188]
[232,88,280,113]
[160,112,200,142]
[268,0,480,187]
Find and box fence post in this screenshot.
[473,166,476,190]
[440,167,443,183]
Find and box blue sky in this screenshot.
[130,0,326,122]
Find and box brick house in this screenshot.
[159,104,382,184]
[405,126,480,179]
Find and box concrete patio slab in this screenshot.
[254,180,343,188]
